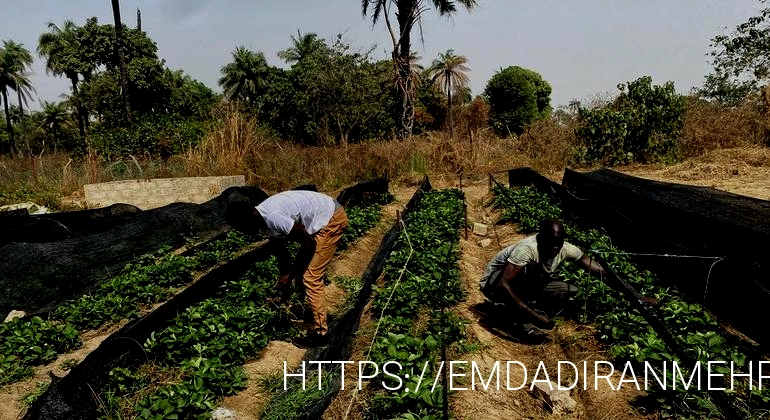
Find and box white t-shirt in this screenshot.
[479,234,583,288]
[255,191,337,237]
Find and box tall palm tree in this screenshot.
[426,49,470,135]
[218,46,270,106]
[408,50,424,88]
[2,41,35,116]
[111,0,132,124]
[40,101,69,145]
[362,0,478,139]
[278,30,325,64]
[0,43,35,150]
[38,20,87,141]
[0,52,16,150]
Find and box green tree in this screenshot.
[111,0,133,124]
[40,101,69,145]
[277,30,326,65]
[576,75,685,165]
[426,49,470,135]
[1,41,35,116]
[219,47,271,106]
[700,0,770,105]
[361,0,478,139]
[38,20,88,140]
[0,41,36,151]
[483,65,551,136]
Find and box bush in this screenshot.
[576,76,685,165]
[483,66,552,137]
[86,114,207,160]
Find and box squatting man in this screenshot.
[479,219,657,343]
[226,190,348,349]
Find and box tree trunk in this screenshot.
[2,90,14,153]
[16,89,24,117]
[112,0,133,125]
[70,77,87,143]
[395,4,414,140]
[447,73,453,137]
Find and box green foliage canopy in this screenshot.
[483,65,551,136]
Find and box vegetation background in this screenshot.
[2,0,770,208]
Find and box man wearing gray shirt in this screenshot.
[480,219,655,343]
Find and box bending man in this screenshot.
[226,190,348,348]
[479,219,656,343]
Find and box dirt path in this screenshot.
[449,180,652,419]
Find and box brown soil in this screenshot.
[218,341,307,419]
[618,147,770,200]
[451,180,653,419]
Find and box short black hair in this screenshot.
[225,201,257,229]
[538,219,564,237]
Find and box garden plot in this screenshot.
[310,186,469,420]
[488,181,770,419]
[0,230,259,416]
[41,191,396,420]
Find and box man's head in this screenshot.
[225,201,265,234]
[536,219,565,260]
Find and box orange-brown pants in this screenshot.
[304,207,348,335]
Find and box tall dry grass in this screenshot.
[2,98,769,208]
[679,96,770,156]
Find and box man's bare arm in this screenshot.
[285,223,317,283]
[498,262,552,327]
[576,255,658,306]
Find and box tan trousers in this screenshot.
[304,207,348,335]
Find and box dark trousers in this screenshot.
[482,263,577,318]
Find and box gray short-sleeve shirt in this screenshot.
[479,235,583,290]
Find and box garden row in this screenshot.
[1,230,255,387]
[251,185,469,420]
[66,191,394,419]
[490,182,770,418]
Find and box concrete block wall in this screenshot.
[83,175,246,210]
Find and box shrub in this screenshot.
[483,66,552,137]
[576,76,686,165]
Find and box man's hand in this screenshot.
[533,312,554,329]
[275,273,291,292]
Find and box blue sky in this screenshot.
[3,0,764,110]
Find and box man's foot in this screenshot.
[292,332,329,349]
[509,323,550,344]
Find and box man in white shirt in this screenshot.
[480,219,656,343]
[226,190,348,348]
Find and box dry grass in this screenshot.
[2,99,770,209]
[680,96,770,156]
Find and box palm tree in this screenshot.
[426,49,470,135]
[111,0,132,124]
[408,50,424,88]
[38,20,87,141]
[40,101,69,145]
[218,46,270,106]
[1,41,35,116]
[362,0,478,139]
[278,30,325,64]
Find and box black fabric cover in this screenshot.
[560,168,770,348]
[23,242,274,420]
[0,186,268,318]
